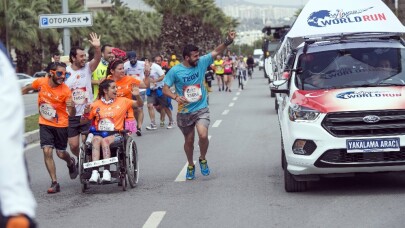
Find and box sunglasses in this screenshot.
[50,70,71,78]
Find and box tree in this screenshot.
[144,0,238,58]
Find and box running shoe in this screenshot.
[102,170,111,183]
[89,170,100,184]
[167,122,175,129]
[199,159,210,176]
[68,157,78,179]
[47,181,60,194]
[146,123,157,130]
[136,128,142,136]
[186,165,195,180]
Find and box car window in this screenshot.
[17,74,28,80]
[296,47,405,90]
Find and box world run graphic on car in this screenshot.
[286,0,405,39]
[307,7,388,28]
[290,87,405,113]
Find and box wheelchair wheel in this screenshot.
[79,146,88,193]
[125,136,139,188]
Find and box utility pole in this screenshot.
[4,0,9,53]
[62,0,70,55]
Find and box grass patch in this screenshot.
[25,114,39,133]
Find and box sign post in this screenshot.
[39,0,92,55]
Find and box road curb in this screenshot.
[24,129,39,145]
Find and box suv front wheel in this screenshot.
[283,151,307,192]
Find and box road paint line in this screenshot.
[233,97,238,101]
[24,142,40,151]
[143,211,166,228]
[222,110,230,115]
[175,161,196,182]
[236,92,241,95]
[229,103,234,107]
[212,120,222,128]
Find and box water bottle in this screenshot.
[85,133,94,147]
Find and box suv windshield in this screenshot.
[296,47,405,90]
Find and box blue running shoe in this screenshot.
[199,159,210,176]
[186,165,195,180]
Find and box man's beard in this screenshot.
[189,59,198,67]
[130,60,137,66]
[52,76,62,85]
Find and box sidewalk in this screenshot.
[24,129,39,145]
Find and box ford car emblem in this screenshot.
[363,115,380,123]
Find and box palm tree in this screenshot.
[7,0,51,73]
[144,0,238,57]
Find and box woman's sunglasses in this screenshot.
[50,70,71,78]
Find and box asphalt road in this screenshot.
[23,93,38,117]
[24,70,405,228]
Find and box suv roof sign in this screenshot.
[287,0,405,39]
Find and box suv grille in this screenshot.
[322,110,405,137]
[315,148,405,168]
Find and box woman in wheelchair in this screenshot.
[80,79,143,183]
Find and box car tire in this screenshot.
[283,152,307,192]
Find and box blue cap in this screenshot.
[127,51,136,59]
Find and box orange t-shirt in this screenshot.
[107,75,141,120]
[31,77,72,127]
[88,97,133,131]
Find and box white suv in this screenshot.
[272,35,405,192]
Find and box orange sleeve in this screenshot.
[31,78,42,90]
[125,98,133,110]
[87,104,97,120]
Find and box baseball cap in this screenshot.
[127,51,137,59]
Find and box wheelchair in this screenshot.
[78,129,139,192]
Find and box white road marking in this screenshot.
[236,92,241,95]
[175,161,196,182]
[222,110,230,115]
[229,103,234,107]
[143,211,166,228]
[233,97,238,101]
[24,142,40,151]
[212,120,222,128]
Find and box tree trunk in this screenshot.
[31,44,44,74]
[15,49,30,73]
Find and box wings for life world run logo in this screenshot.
[307,7,387,27]
[336,91,401,99]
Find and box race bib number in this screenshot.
[72,88,88,105]
[183,84,202,103]
[98,118,115,131]
[39,103,56,121]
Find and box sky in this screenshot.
[122,0,310,10]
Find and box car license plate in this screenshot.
[346,138,400,153]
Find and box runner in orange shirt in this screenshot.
[22,62,77,194]
[106,59,150,134]
[80,79,143,183]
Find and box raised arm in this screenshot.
[131,86,144,108]
[211,31,236,59]
[88,33,102,72]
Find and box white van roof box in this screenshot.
[287,0,405,39]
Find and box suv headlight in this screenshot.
[288,104,320,121]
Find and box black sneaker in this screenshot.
[68,157,78,179]
[136,128,142,136]
[47,181,60,194]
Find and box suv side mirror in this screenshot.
[270,80,289,94]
